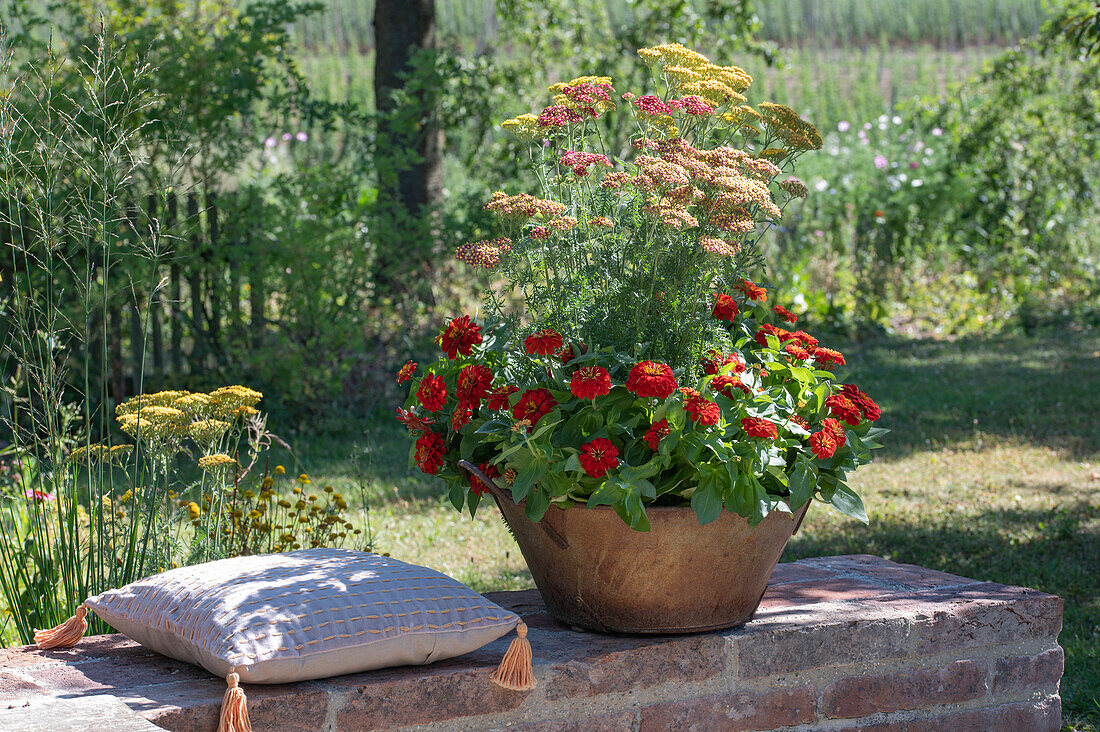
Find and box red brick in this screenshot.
[545,632,726,700]
[333,666,528,730]
[25,652,212,694]
[0,671,50,702]
[755,575,889,612]
[767,562,838,584]
[879,586,1065,655]
[993,647,1064,694]
[486,589,545,616]
[801,554,978,590]
[907,696,1060,732]
[735,612,911,678]
[824,659,989,718]
[141,680,329,732]
[487,713,635,731]
[639,686,816,731]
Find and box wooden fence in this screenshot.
[0,189,266,404]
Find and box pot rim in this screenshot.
[457,459,807,517]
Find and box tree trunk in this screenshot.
[372,0,442,301]
[373,0,441,216]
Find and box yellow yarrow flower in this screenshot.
[68,443,110,463]
[187,419,231,445]
[198,453,237,471]
[173,393,212,418]
[116,390,192,417]
[209,385,263,420]
[500,113,541,142]
[187,501,201,521]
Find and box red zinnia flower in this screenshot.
[416,373,447,412]
[735,279,767,302]
[741,417,778,439]
[396,360,417,383]
[701,350,736,375]
[451,407,472,431]
[684,392,720,426]
[456,364,493,408]
[784,343,810,360]
[773,305,797,323]
[524,329,564,356]
[755,323,794,348]
[814,347,846,369]
[578,438,619,479]
[822,417,847,445]
[626,361,678,399]
[792,330,819,350]
[414,432,446,475]
[712,293,740,322]
[439,315,483,360]
[512,388,558,430]
[841,384,881,421]
[469,462,499,495]
[486,385,519,411]
[571,366,611,400]
[789,414,809,429]
[644,419,671,450]
[395,407,435,433]
[825,394,862,426]
[711,374,751,399]
[809,430,837,459]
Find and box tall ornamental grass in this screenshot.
[0,34,364,644]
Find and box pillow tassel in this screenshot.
[218,671,252,732]
[489,621,535,691]
[33,603,88,649]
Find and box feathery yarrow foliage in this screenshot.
[480,43,820,370]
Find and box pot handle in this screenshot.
[458,460,569,550]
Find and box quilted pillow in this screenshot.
[34,548,531,685]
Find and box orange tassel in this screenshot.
[218,671,252,732]
[34,604,88,649]
[490,621,536,691]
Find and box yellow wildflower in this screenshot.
[187,419,231,445]
[68,444,110,463]
[208,385,263,420]
[297,473,311,484]
[116,390,192,417]
[198,453,237,471]
[187,502,201,521]
[500,113,541,142]
[173,393,212,418]
[274,465,286,475]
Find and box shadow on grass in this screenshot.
[839,330,1100,460]
[782,497,1099,726]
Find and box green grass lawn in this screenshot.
[287,328,1098,729]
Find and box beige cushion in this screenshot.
[85,548,519,683]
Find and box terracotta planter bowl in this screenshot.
[459,460,808,634]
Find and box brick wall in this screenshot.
[0,555,1063,731]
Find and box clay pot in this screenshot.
[459,460,808,634]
